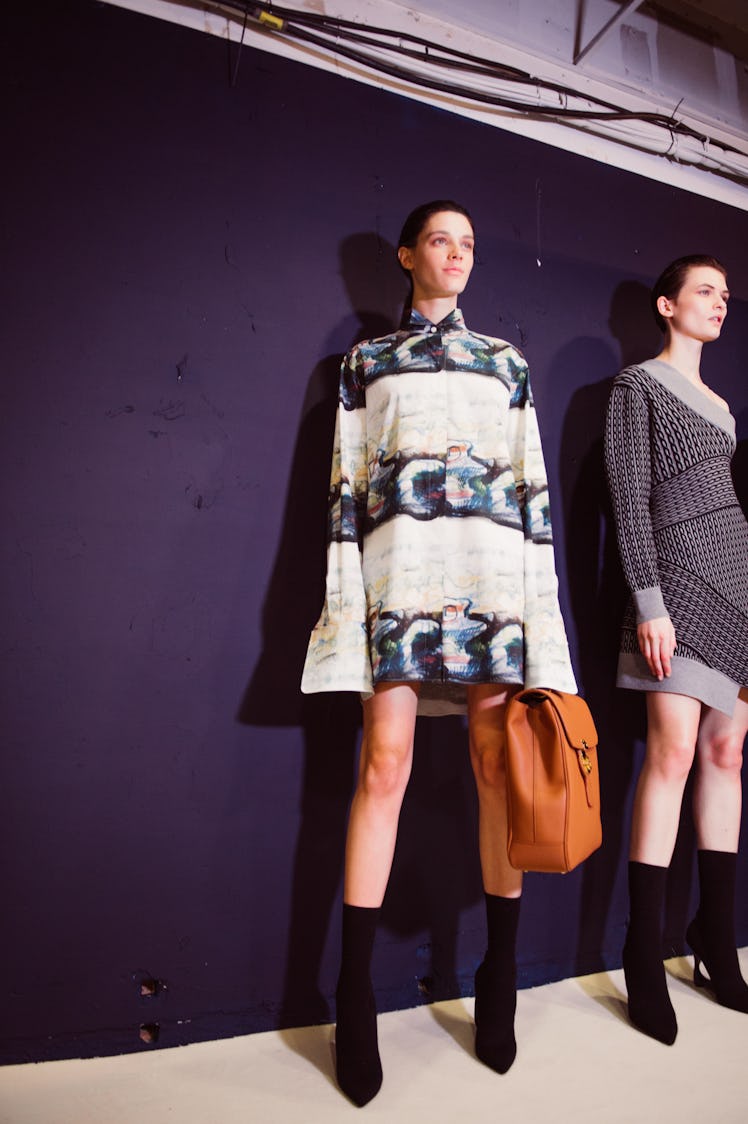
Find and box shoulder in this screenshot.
[346,329,404,365]
[463,328,527,368]
[608,365,662,414]
[613,364,646,389]
[612,362,660,394]
[458,328,530,401]
[342,329,412,386]
[340,334,405,409]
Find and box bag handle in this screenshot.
[517,689,598,751]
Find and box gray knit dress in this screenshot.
[605,358,748,716]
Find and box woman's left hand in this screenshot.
[636,615,676,680]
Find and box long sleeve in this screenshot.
[604,378,668,622]
[506,362,577,692]
[300,349,374,695]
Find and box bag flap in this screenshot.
[516,689,598,750]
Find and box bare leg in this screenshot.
[335,683,418,1107]
[630,692,701,864]
[693,692,747,852]
[467,683,522,1074]
[344,682,419,906]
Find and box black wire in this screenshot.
[213,0,744,163]
[270,19,715,135]
[219,0,600,96]
[239,0,533,80]
[230,4,251,87]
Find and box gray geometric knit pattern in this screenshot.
[605,362,748,694]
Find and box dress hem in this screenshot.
[616,651,739,716]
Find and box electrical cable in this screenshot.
[203,0,748,183]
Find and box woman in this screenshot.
[605,255,748,1046]
[301,200,576,1104]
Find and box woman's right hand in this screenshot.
[636,616,676,680]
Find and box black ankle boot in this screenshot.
[474,894,520,1074]
[686,850,748,1014]
[335,905,382,1107]
[335,979,382,1107]
[622,862,677,1045]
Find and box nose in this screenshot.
[448,243,462,259]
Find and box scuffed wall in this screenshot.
[1,0,747,1062]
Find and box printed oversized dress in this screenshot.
[301,308,577,716]
[605,359,748,716]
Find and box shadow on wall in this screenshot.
[557,277,701,977]
[734,408,748,518]
[238,233,484,1027]
[732,411,748,935]
[556,333,639,975]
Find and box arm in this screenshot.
[300,349,373,695]
[507,358,577,693]
[604,379,675,679]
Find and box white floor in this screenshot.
[1,953,747,1124]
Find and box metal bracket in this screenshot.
[574,0,645,65]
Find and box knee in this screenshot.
[469,734,507,792]
[358,738,411,801]
[700,730,745,776]
[646,735,695,784]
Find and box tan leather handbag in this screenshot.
[504,688,601,873]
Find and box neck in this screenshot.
[411,295,458,324]
[655,334,704,382]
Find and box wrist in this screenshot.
[632,586,667,623]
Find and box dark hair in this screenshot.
[398,199,474,249]
[650,254,728,332]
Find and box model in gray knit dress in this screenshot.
[605,255,748,1048]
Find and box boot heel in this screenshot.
[692,955,709,990]
[685,910,748,1014]
[686,920,709,990]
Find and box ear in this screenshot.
[656,294,674,321]
[397,245,413,272]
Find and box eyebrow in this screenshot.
[427,229,475,240]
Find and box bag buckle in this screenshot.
[579,742,593,775]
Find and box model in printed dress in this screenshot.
[302,200,576,1103]
[605,255,748,1045]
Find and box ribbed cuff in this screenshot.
[632,585,667,624]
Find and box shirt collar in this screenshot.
[403,307,466,334]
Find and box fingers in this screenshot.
[657,632,673,679]
[642,634,666,680]
[637,617,676,681]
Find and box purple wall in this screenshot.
[2,0,747,1062]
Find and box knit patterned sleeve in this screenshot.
[604,377,668,622]
[507,358,577,693]
[300,348,373,695]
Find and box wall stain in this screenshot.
[153,399,185,422]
